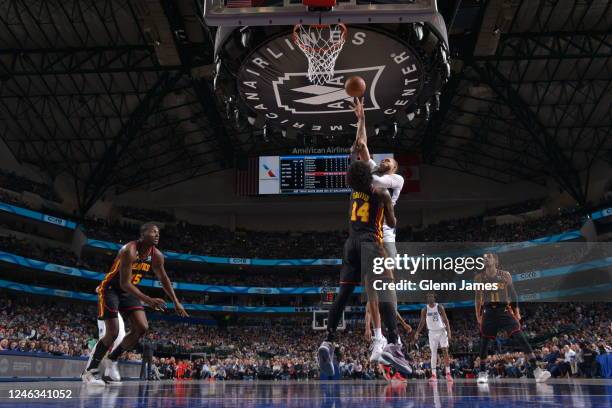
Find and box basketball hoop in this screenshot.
[292,23,347,85]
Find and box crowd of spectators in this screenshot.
[0,235,80,266]
[119,206,175,223]
[403,212,583,243]
[0,169,60,202]
[1,294,609,380]
[0,190,33,210]
[80,211,584,260]
[484,199,545,217]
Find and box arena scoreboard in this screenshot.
[258,153,392,195]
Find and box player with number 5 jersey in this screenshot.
[82,222,189,386]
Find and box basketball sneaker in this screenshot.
[379,343,412,376]
[429,372,437,382]
[369,336,387,362]
[317,341,335,377]
[104,359,121,383]
[477,371,488,384]
[534,367,551,383]
[81,369,106,386]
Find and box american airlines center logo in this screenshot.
[238,27,423,132]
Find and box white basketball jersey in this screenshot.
[426,303,446,331]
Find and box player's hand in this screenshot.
[349,97,365,121]
[146,297,167,311]
[175,302,189,317]
[513,309,521,322]
[365,328,372,342]
[404,324,413,334]
[476,314,482,326]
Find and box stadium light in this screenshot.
[413,23,424,41]
[240,29,251,48]
[262,124,268,142]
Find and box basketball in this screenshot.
[345,76,366,97]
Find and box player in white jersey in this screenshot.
[412,293,453,382]
[350,97,405,364]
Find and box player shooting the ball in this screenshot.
[349,93,406,365]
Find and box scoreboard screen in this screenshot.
[258,153,393,195]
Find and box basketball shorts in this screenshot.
[480,305,521,339]
[428,329,449,350]
[340,233,387,286]
[97,286,144,320]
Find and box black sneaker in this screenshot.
[318,341,335,377]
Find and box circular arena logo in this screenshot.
[238,27,423,133]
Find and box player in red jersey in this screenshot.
[82,222,188,385]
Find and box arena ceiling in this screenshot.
[0,0,610,214]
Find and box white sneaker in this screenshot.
[477,371,488,383]
[104,359,121,382]
[534,367,551,383]
[81,369,106,386]
[369,336,387,362]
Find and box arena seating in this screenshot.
[1,294,609,380]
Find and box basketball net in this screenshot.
[293,24,347,85]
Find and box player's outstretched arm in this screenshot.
[439,304,451,340]
[152,249,189,317]
[504,271,520,321]
[412,307,427,342]
[474,274,483,325]
[119,245,165,311]
[350,97,366,146]
[396,311,413,333]
[364,303,372,341]
[372,173,404,190]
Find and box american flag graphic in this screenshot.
[235,156,258,196]
[396,153,421,193]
